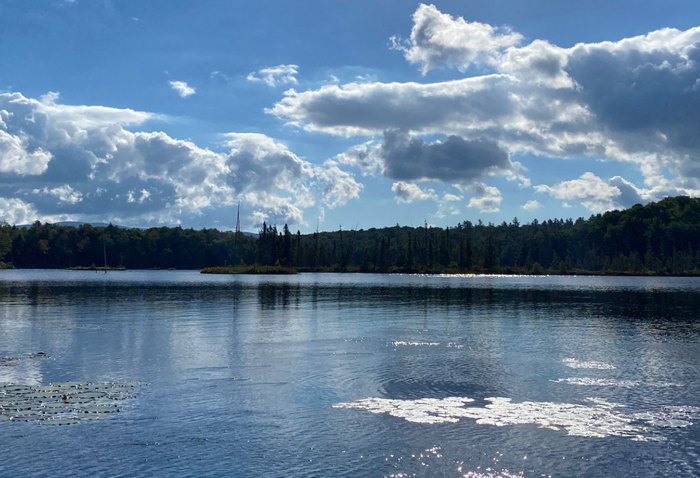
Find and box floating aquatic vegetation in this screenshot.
[0,352,49,366]
[334,396,700,441]
[0,380,141,425]
[562,358,616,370]
[552,377,682,388]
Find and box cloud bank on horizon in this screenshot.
[1,3,699,229]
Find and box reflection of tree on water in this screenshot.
[229,283,243,315]
[257,283,301,310]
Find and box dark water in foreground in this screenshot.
[0,271,698,477]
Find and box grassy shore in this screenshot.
[69,265,127,271]
[201,265,299,275]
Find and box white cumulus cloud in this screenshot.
[0,129,52,175]
[535,172,647,213]
[391,3,523,74]
[0,91,360,228]
[391,181,437,203]
[268,4,700,207]
[33,184,83,204]
[467,183,502,213]
[0,197,41,225]
[169,80,196,98]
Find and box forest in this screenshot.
[0,196,699,275]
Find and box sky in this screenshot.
[1,0,699,232]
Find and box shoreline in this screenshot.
[0,266,697,277]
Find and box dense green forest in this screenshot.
[1,196,699,275]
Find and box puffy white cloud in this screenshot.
[225,133,311,193]
[33,184,83,204]
[332,140,384,176]
[0,91,360,227]
[223,133,361,221]
[535,172,648,213]
[499,39,572,88]
[269,5,700,199]
[269,75,518,137]
[126,189,151,204]
[391,3,522,74]
[467,183,502,213]
[247,64,299,87]
[521,199,541,211]
[0,197,41,225]
[607,176,645,207]
[0,129,52,175]
[169,80,196,98]
[316,161,362,208]
[391,181,437,203]
[565,28,700,161]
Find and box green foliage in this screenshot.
[5,223,257,270]
[1,196,699,275]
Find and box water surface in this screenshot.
[0,271,698,477]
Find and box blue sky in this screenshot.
[1,0,699,231]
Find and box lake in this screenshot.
[0,270,698,477]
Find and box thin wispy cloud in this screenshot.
[247,64,298,87]
[522,199,541,211]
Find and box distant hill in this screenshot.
[16,221,258,237]
[17,221,113,229]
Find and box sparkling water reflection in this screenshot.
[0,270,698,477]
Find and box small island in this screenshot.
[201,265,298,275]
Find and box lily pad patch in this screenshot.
[0,381,141,425]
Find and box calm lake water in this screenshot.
[0,270,698,477]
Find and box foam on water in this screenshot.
[391,341,464,349]
[460,471,525,478]
[562,358,616,370]
[552,377,640,387]
[391,341,440,347]
[334,396,700,441]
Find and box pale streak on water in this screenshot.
[0,270,698,477]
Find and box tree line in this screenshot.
[0,196,699,275]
